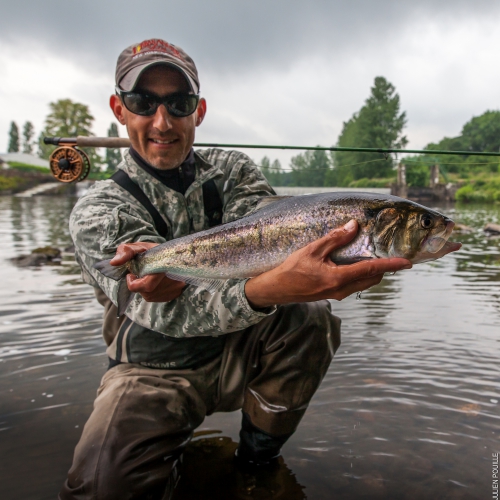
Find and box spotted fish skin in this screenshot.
[117,191,454,283]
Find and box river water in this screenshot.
[0,195,498,500]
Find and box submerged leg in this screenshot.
[59,364,208,500]
[218,301,341,464]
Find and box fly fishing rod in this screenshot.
[43,136,500,183]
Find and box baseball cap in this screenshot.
[115,39,200,94]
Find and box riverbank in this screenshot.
[3,162,500,204]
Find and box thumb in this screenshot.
[111,245,136,265]
[308,219,359,259]
[111,242,158,265]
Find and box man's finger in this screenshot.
[127,273,164,292]
[307,220,359,259]
[331,274,384,301]
[334,257,412,283]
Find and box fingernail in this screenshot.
[344,220,356,231]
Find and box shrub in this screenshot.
[7,162,50,174]
[455,184,500,203]
[0,176,26,191]
[406,164,430,187]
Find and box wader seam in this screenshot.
[92,378,132,498]
[215,335,231,408]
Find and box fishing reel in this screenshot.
[45,136,132,183]
[48,146,91,183]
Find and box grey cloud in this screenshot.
[2,0,499,76]
[2,0,499,157]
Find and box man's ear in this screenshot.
[110,94,126,125]
[195,98,207,127]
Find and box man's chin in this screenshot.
[145,152,181,170]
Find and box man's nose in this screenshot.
[152,104,173,132]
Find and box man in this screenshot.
[60,39,411,499]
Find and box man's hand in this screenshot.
[245,220,414,309]
[110,242,186,303]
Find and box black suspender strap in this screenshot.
[111,170,224,235]
[202,178,223,227]
[111,170,169,238]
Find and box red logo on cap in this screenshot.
[133,39,184,60]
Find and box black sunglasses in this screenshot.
[116,87,200,117]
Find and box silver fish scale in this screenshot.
[133,192,430,279]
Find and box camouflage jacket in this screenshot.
[70,149,277,352]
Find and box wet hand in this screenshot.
[111,242,186,303]
[245,219,413,309]
[110,241,160,266]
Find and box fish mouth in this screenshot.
[422,219,455,254]
[412,240,462,264]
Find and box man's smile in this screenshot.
[150,138,177,145]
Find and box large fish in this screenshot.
[94,192,458,314]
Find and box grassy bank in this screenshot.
[452,173,500,203]
[0,162,53,194]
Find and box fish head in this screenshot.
[372,204,454,261]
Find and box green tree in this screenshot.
[38,99,101,167]
[270,159,288,186]
[290,148,330,187]
[8,121,20,152]
[425,110,500,174]
[22,121,35,154]
[105,122,122,173]
[260,156,272,182]
[461,110,500,153]
[331,76,407,186]
[259,157,289,186]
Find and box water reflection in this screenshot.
[0,197,499,500]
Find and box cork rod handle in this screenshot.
[76,136,131,148]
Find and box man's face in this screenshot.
[110,65,206,170]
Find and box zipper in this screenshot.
[179,165,185,193]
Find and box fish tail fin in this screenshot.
[117,279,136,317]
[93,259,129,281]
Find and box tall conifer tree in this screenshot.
[105,123,122,173]
[22,121,35,154]
[8,122,20,153]
[329,77,407,186]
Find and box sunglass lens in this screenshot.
[123,93,157,116]
[167,95,199,117]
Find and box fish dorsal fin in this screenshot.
[254,196,293,211]
[165,272,227,294]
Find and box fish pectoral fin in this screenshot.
[165,272,227,294]
[93,259,129,281]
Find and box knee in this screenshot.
[98,371,206,429]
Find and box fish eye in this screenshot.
[420,215,434,229]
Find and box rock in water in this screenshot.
[11,247,62,267]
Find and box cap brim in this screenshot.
[119,61,199,94]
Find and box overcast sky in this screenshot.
[1,0,499,167]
